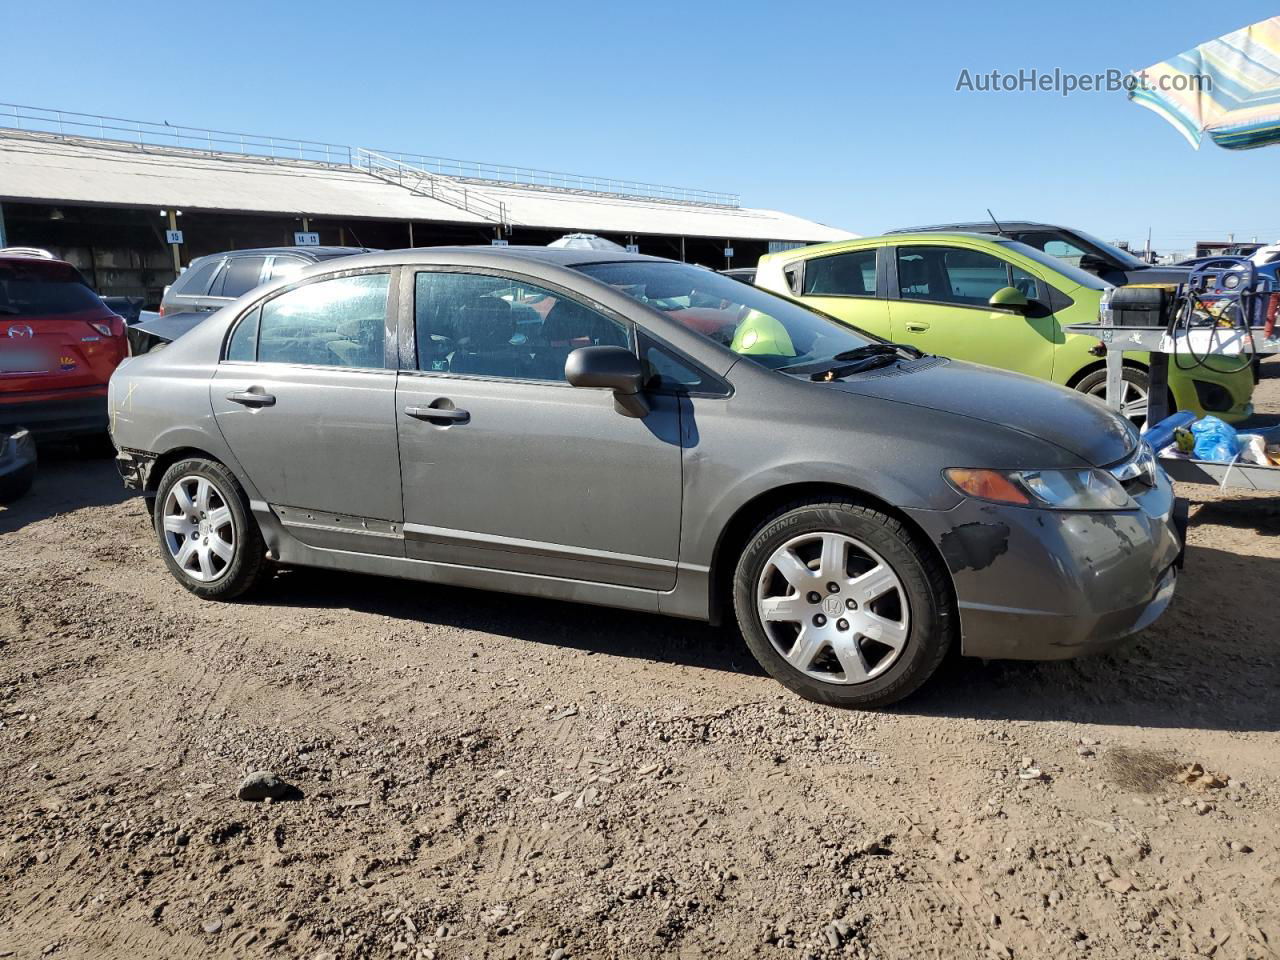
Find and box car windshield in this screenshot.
[993,241,1111,291]
[1069,229,1148,270]
[0,260,103,316]
[574,261,878,370]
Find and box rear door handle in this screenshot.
[405,404,470,425]
[904,322,930,332]
[226,390,276,407]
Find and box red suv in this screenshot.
[0,250,129,443]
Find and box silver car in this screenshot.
[108,248,1183,707]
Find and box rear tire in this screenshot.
[153,458,268,600]
[732,499,954,708]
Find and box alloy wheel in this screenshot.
[1088,378,1148,423]
[161,475,236,583]
[756,532,910,685]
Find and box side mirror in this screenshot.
[565,345,650,418]
[988,286,1029,311]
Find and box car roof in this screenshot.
[781,231,1012,254]
[192,245,371,262]
[886,221,1058,235]
[287,245,673,272]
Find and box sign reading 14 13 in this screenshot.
[294,232,320,246]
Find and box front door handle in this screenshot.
[405,404,470,425]
[226,390,276,407]
[904,321,931,332]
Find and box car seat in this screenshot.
[898,257,933,298]
[448,296,523,377]
[528,300,627,380]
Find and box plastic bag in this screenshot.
[1237,434,1269,466]
[1190,416,1240,463]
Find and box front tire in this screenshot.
[153,458,268,600]
[733,499,954,708]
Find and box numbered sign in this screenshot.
[491,239,510,247]
[625,244,640,254]
[294,232,320,246]
[723,246,735,258]
[165,229,184,245]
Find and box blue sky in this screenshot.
[3,0,1277,254]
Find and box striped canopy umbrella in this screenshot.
[1130,16,1280,150]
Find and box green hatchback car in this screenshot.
[755,232,1254,423]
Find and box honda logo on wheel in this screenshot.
[6,324,34,339]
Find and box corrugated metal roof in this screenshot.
[0,132,854,243]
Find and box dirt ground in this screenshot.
[2,368,1279,960]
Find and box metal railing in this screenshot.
[365,149,740,208]
[0,102,740,209]
[354,148,511,227]
[0,102,353,166]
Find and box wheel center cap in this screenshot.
[821,595,843,617]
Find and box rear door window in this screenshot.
[214,257,268,299]
[800,249,878,297]
[0,260,102,316]
[253,273,389,367]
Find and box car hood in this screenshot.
[827,358,1137,467]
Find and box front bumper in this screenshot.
[905,468,1184,661]
[0,388,108,440]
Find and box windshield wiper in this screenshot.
[830,342,924,362]
[808,352,900,381]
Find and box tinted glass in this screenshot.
[897,246,1009,306]
[0,261,102,317]
[257,273,388,367]
[994,240,1110,291]
[169,259,222,298]
[801,250,877,297]
[226,306,260,362]
[1069,228,1147,269]
[1010,265,1041,301]
[640,334,707,391]
[217,257,267,299]
[1019,232,1088,267]
[267,257,307,282]
[415,272,629,381]
[575,261,877,372]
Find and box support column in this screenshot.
[680,236,686,262]
[0,201,6,247]
[408,222,415,248]
[167,209,181,274]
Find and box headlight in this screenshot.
[945,467,1133,510]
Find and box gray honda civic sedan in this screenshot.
[108,247,1183,707]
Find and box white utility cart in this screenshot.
[1061,320,1280,491]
